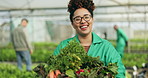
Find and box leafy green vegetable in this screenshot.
[66,69,76,78]
[33,39,118,78]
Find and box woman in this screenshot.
[49,0,125,78]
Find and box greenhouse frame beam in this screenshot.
[0,11,147,18]
[0,3,148,12]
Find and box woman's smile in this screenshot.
[80,25,88,31]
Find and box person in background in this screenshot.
[49,0,125,77]
[114,25,128,58]
[11,18,33,71]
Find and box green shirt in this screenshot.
[54,32,125,78]
[116,28,128,57]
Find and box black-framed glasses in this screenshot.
[73,14,92,23]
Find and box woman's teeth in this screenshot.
[80,26,87,28]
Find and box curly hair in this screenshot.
[68,0,95,22]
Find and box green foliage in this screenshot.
[130,39,148,42]
[108,39,148,51]
[66,69,76,78]
[0,63,36,78]
[122,53,148,67]
[34,39,118,77]
[0,49,16,61]
[33,63,47,78]
[46,40,86,72]
[0,41,147,68]
[0,42,57,62]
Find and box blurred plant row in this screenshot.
[0,40,147,78]
[109,39,148,52]
[0,42,58,62]
[0,63,36,78]
[0,40,148,68]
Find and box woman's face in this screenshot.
[72,8,93,36]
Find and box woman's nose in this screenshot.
[80,18,86,23]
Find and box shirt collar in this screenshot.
[74,32,103,44]
[92,32,103,44]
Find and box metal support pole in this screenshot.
[127,2,131,53]
[144,6,147,51]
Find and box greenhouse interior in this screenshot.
[0,0,148,78]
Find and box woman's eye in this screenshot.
[85,17,89,19]
[75,18,81,21]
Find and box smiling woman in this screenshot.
[49,0,126,78]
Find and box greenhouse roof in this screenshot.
[0,0,148,22]
[0,0,148,11]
